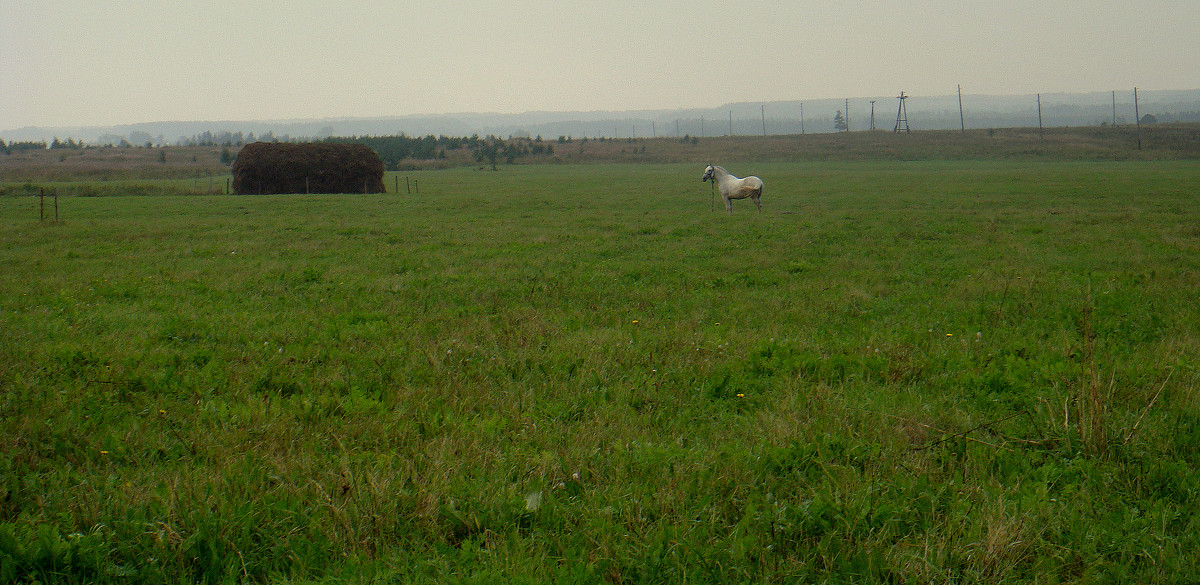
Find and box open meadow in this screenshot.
[3,149,1200,582]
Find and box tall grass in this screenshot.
[2,161,1199,583]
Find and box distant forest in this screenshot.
[184,132,556,170]
[0,131,561,170]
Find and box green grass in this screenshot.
[2,161,1200,583]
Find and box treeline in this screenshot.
[181,132,556,169]
[1,139,56,154]
[322,134,555,169]
[324,134,460,164]
[2,137,135,152]
[1154,111,1200,123]
[2,132,557,168]
[180,131,277,147]
[50,138,85,149]
[468,135,555,168]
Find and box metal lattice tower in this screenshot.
[894,91,910,133]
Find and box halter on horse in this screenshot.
[702,164,763,213]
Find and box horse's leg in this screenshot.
[724,194,733,213]
[753,191,762,213]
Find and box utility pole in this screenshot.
[957,84,965,134]
[1037,93,1044,140]
[729,110,733,136]
[894,92,909,132]
[1134,87,1142,150]
[1112,90,1117,126]
[869,101,876,131]
[800,102,805,134]
[845,99,850,131]
[761,104,767,136]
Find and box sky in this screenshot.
[2,0,1198,130]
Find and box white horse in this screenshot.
[702,164,763,213]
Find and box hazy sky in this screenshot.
[3,0,1197,129]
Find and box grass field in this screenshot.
[3,159,1200,583]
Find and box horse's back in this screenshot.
[745,176,763,192]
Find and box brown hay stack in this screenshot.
[231,142,386,194]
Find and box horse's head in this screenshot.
[701,164,715,182]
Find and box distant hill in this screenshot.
[4,90,1198,146]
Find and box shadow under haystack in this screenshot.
[231,142,386,194]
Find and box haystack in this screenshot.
[231,142,386,194]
